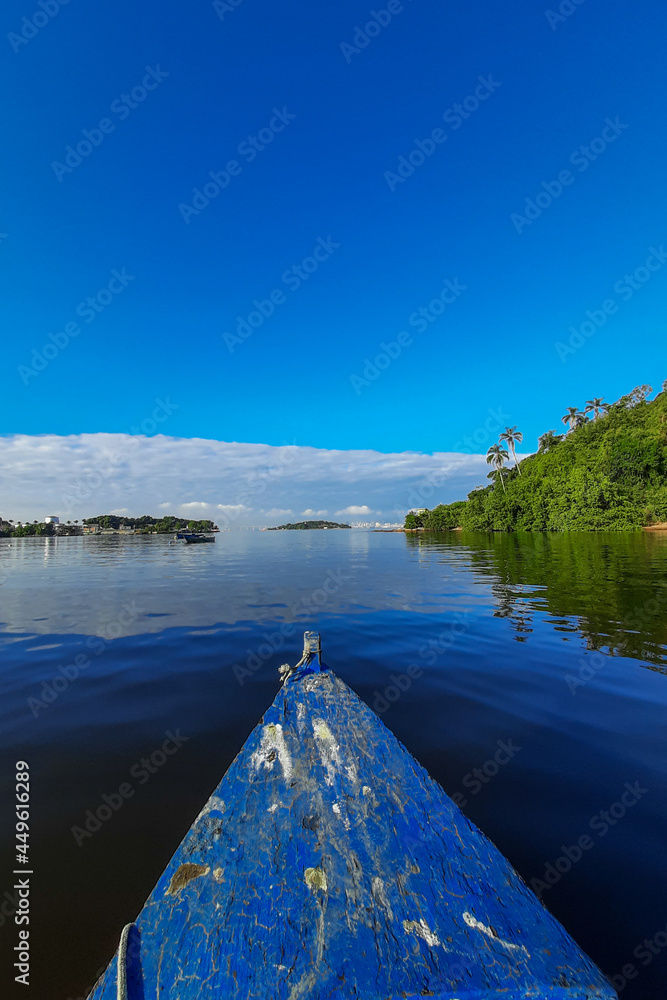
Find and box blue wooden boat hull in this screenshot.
[87,635,617,999]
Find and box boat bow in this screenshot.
[88,633,616,1000]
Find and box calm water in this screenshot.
[1,531,666,999]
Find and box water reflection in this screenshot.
[407,531,667,670]
[1,531,666,1000]
[2,533,666,674]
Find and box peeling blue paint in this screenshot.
[87,646,617,999]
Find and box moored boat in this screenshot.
[87,632,617,999]
[174,532,215,543]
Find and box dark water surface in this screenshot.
[1,531,666,999]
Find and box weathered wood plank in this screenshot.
[88,652,617,999]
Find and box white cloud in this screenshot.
[0,433,491,524]
[155,500,252,517]
[302,509,328,516]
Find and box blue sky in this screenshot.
[1,0,666,459]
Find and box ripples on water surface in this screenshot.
[1,530,666,998]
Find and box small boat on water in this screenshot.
[87,632,616,999]
[174,532,215,543]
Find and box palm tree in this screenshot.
[486,444,509,493]
[538,430,562,452]
[585,397,609,421]
[499,426,523,475]
[561,406,584,432]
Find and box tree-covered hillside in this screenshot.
[406,383,667,532]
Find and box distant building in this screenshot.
[409,508,427,515]
[44,515,60,525]
[83,523,100,534]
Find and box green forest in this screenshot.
[406,382,667,532]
